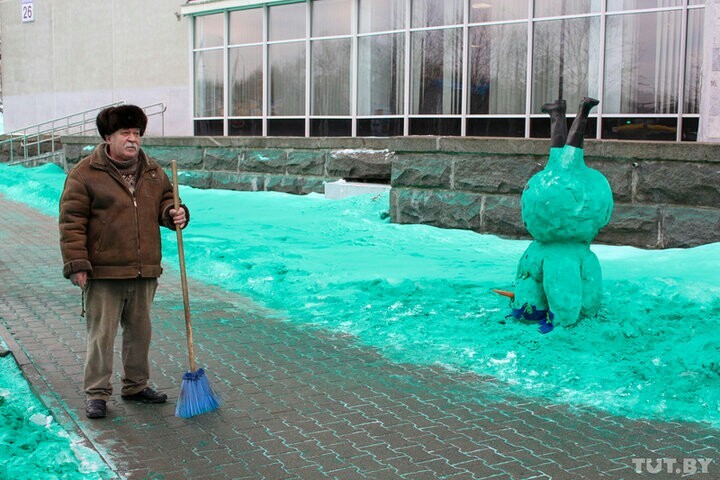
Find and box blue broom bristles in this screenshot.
[175,368,222,418]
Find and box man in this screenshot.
[59,105,188,419]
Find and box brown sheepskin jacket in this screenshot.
[59,144,187,280]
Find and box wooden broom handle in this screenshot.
[171,160,196,372]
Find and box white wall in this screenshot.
[699,0,720,142]
[0,0,192,135]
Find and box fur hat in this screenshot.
[96,105,148,139]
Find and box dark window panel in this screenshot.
[357,118,404,136]
[268,119,306,136]
[409,118,461,136]
[229,119,262,136]
[681,118,698,142]
[468,118,526,137]
[602,118,677,141]
[194,119,223,136]
[530,117,596,140]
[310,119,352,136]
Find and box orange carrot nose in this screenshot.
[492,289,515,300]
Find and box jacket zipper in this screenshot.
[133,195,142,277]
[134,170,143,277]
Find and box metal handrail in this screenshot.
[0,101,167,164]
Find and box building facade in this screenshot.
[183,0,711,142]
[0,0,191,136]
[3,0,720,141]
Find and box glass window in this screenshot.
[268,119,306,136]
[194,14,224,49]
[412,0,463,28]
[603,118,677,140]
[535,0,602,17]
[607,0,682,11]
[358,34,405,116]
[194,50,224,117]
[312,0,351,37]
[230,46,263,116]
[269,3,306,41]
[269,42,306,116]
[531,116,596,138]
[532,16,600,113]
[311,119,352,136]
[359,0,405,33]
[194,119,223,135]
[230,8,263,45]
[409,118,461,135]
[682,117,698,141]
[411,28,463,115]
[229,119,262,136]
[604,10,682,114]
[357,118,404,136]
[312,38,351,115]
[468,23,527,114]
[470,0,528,23]
[684,8,703,114]
[468,118,525,137]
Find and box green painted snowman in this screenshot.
[510,98,613,333]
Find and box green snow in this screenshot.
[0,162,718,475]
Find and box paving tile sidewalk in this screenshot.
[0,194,717,480]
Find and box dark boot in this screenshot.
[86,399,107,419]
[541,99,567,148]
[121,386,168,404]
[566,97,599,149]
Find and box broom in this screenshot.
[171,160,222,418]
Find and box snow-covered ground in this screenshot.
[1,162,718,476]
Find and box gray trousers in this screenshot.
[83,278,158,400]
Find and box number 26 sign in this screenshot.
[22,0,34,23]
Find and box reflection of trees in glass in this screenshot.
[312,39,351,116]
[604,11,681,114]
[194,14,224,49]
[194,50,223,117]
[684,9,703,114]
[230,47,262,117]
[229,9,263,45]
[470,0,527,23]
[532,17,599,112]
[358,34,404,116]
[468,23,527,114]
[412,28,462,115]
[269,3,305,41]
[412,0,462,28]
[359,0,405,33]
[270,43,305,116]
[194,14,224,117]
[312,0,351,37]
[535,0,600,17]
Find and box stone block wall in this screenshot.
[390,138,720,249]
[62,136,393,195]
[59,136,720,249]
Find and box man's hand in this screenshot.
[70,271,88,290]
[169,208,187,229]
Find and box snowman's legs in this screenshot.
[566,97,599,148]
[541,99,567,149]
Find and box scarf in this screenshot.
[106,147,139,194]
